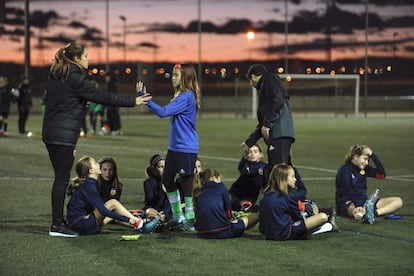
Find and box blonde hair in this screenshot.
[263,164,292,196]
[344,144,369,163]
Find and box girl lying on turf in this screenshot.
[66,156,159,235]
[193,168,259,239]
[259,164,339,241]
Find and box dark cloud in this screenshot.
[68,21,88,29]
[134,4,412,36]
[39,33,73,44]
[30,10,60,28]
[80,27,104,47]
[404,45,414,53]
[0,25,25,36]
[335,0,413,5]
[259,35,414,56]
[137,42,159,49]
[3,7,24,25]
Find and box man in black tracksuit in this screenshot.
[242,64,295,172]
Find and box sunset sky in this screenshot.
[1,0,413,67]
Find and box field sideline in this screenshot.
[0,114,413,275]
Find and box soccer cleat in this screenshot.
[49,224,79,238]
[163,216,195,232]
[328,207,340,232]
[133,217,144,230]
[141,215,161,234]
[240,200,253,212]
[175,221,195,232]
[132,209,145,217]
[163,216,184,232]
[362,199,376,224]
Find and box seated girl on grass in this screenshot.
[335,144,403,224]
[66,156,153,235]
[193,168,259,239]
[229,144,268,212]
[259,164,339,241]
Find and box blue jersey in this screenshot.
[229,158,268,204]
[289,167,307,202]
[143,176,172,220]
[147,91,198,153]
[67,178,130,225]
[259,190,303,241]
[194,181,233,234]
[335,153,385,214]
[99,178,122,202]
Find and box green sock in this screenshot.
[167,190,183,218]
[184,197,195,222]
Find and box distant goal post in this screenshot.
[251,74,361,117]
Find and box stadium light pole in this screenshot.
[364,0,368,117]
[24,0,30,78]
[105,0,109,73]
[197,0,202,99]
[392,32,398,59]
[284,0,288,73]
[119,15,127,63]
[246,31,255,61]
[246,31,257,118]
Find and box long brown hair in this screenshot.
[67,156,92,196]
[263,164,292,196]
[192,168,221,204]
[172,63,201,110]
[97,157,123,190]
[50,42,86,80]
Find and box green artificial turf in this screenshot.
[0,113,413,275]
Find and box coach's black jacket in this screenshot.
[245,72,295,147]
[42,64,135,147]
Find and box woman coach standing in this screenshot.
[43,42,151,237]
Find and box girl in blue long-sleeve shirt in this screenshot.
[67,156,144,235]
[138,64,201,228]
[335,145,403,223]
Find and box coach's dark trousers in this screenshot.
[46,144,75,226]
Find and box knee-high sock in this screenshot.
[184,197,194,222]
[167,190,184,220]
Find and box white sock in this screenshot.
[312,222,333,235]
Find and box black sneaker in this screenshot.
[49,224,79,238]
